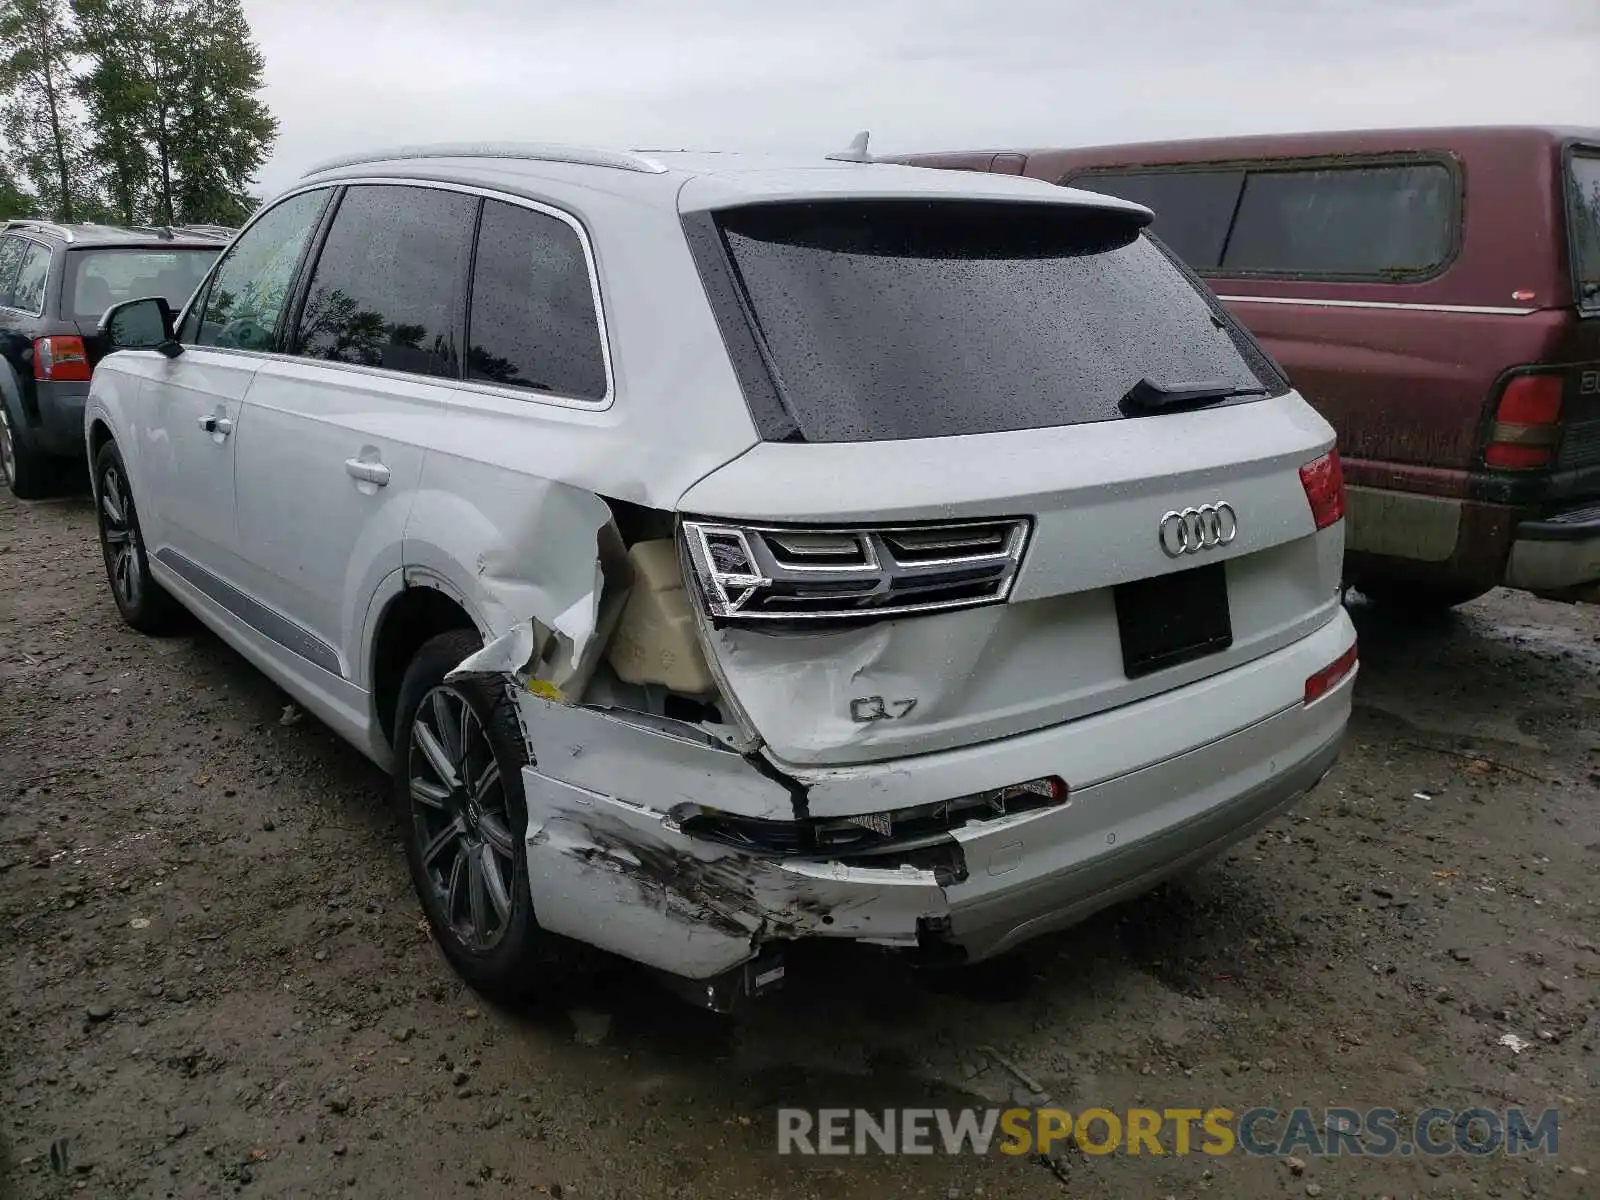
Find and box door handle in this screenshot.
[198,414,234,436]
[344,458,391,487]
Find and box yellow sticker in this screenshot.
[524,679,566,703]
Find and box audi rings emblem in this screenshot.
[1158,502,1238,557]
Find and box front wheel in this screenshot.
[394,629,587,1000]
[92,441,185,633]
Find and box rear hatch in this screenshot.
[67,244,220,366]
[677,195,1345,767]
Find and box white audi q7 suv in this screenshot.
[85,141,1358,1008]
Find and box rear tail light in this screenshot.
[1304,642,1358,705]
[680,517,1030,625]
[1484,373,1563,469]
[1298,449,1345,530]
[33,335,92,383]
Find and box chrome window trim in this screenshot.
[186,175,619,413]
[1215,294,1538,316]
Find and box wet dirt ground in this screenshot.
[2,490,1597,1200]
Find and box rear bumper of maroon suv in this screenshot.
[1505,501,1600,595]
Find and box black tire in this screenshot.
[0,405,55,500]
[1355,578,1490,615]
[92,440,186,633]
[394,629,587,1001]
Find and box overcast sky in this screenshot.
[246,0,1597,195]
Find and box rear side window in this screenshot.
[466,200,607,400]
[0,236,25,307]
[1222,165,1454,276]
[709,200,1283,443]
[1070,170,1243,269]
[12,242,52,314]
[1571,153,1600,308]
[1070,161,1456,280]
[294,184,476,378]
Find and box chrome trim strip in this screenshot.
[1215,295,1538,316]
[155,547,344,677]
[178,175,618,412]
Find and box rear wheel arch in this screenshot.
[87,416,115,463]
[370,582,479,750]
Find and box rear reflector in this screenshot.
[33,335,92,383]
[1304,643,1358,705]
[1298,449,1345,531]
[1485,374,1563,469]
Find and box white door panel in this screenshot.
[232,358,437,678]
[134,348,256,579]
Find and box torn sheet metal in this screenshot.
[518,692,793,820]
[444,488,632,699]
[523,768,947,979]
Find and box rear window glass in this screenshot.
[1221,164,1455,277]
[1069,170,1244,269]
[67,248,218,324]
[1571,154,1600,307]
[466,199,607,400]
[714,200,1281,443]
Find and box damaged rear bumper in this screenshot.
[519,612,1356,985]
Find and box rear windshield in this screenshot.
[66,248,219,325]
[1571,153,1600,308]
[713,201,1284,443]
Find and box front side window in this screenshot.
[11,242,52,314]
[466,199,607,400]
[65,248,219,326]
[1221,164,1455,277]
[1068,169,1245,270]
[711,200,1281,443]
[0,236,26,307]
[1570,153,1600,308]
[196,188,330,351]
[292,184,476,378]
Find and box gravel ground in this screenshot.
[2,489,1598,1200]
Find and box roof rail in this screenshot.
[172,223,237,239]
[301,142,670,178]
[2,219,75,242]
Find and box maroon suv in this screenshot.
[899,127,1600,609]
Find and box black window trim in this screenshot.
[1063,150,1466,284]
[1563,139,1600,317]
[1,234,55,318]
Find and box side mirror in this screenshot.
[100,297,182,359]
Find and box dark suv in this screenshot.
[0,220,230,497]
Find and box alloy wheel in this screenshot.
[408,685,517,951]
[98,463,142,610]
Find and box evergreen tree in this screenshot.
[0,0,86,221]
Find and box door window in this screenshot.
[195,188,330,351]
[11,242,52,315]
[466,199,607,400]
[292,184,476,378]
